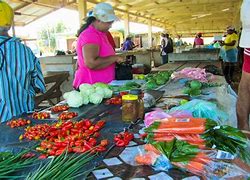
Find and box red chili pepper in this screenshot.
[38,154,47,159]
[93,132,100,138]
[96,146,106,152]
[84,120,92,128]
[115,139,126,147]
[88,138,97,146]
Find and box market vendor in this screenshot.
[0,1,46,123]
[73,2,124,88]
[220,26,238,84]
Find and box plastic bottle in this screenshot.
[130,89,145,119]
[122,94,138,122]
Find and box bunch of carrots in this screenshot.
[145,117,217,148]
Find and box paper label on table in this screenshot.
[148,172,173,180]
[130,178,146,180]
[92,168,113,179]
[103,157,123,166]
[216,150,235,160]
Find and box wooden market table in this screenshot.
[151,60,222,72]
[35,71,70,108]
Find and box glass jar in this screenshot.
[130,89,144,119]
[122,94,138,122]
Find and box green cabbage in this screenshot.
[103,88,113,98]
[79,84,95,96]
[65,90,84,107]
[81,94,89,105]
[89,93,103,104]
[93,82,110,89]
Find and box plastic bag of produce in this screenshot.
[144,109,171,127]
[135,144,172,171]
[169,99,228,124]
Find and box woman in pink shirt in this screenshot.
[73,3,123,88]
[193,32,204,48]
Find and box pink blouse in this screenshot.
[73,25,115,88]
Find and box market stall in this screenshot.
[1,65,249,179]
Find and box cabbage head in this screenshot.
[66,91,84,107]
[103,88,113,98]
[79,84,95,96]
[93,82,110,89]
[89,93,103,105]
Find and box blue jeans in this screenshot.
[162,55,168,64]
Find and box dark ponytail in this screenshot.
[77,16,96,37]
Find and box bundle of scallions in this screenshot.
[0,150,38,179]
[26,151,96,180]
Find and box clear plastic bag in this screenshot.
[169,99,228,124]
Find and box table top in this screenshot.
[152,61,221,72]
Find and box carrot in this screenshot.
[186,160,206,175]
[144,144,161,155]
[135,153,155,165]
[153,117,206,134]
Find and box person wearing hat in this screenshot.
[220,26,238,84]
[73,2,124,88]
[237,0,250,131]
[0,1,45,122]
[193,32,204,48]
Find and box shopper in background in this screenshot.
[73,2,124,88]
[160,33,168,64]
[175,35,183,53]
[237,0,250,131]
[220,26,238,84]
[0,1,46,122]
[122,36,136,51]
[193,32,204,48]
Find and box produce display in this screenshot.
[20,123,51,140]
[58,112,78,121]
[51,105,69,113]
[0,150,38,179]
[145,71,172,90]
[1,66,250,179]
[32,112,50,119]
[26,151,96,180]
[31,119,107,156]
[182,80,221,96]
[110,81,141,92]
[114,131,134,147]
[63,83,113,107]
[6,118,31,128]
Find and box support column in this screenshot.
[124,12,130,38]
[78,0,87,26]
[148,19,152,48]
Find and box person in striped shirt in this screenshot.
[0,1,46,122]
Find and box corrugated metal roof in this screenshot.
[5,0,243,35]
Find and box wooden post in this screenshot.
[124,12,130,38]
[148,18,152,48]
[78,0,87,26]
